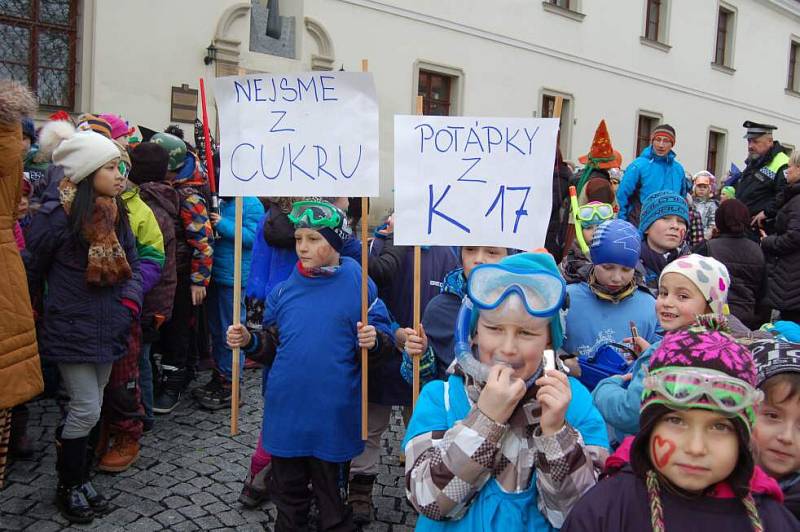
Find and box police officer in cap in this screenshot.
[735,120,790,238]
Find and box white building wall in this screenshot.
[82,0,800,217]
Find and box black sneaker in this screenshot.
[56,484,94,524]
[191,373,221,400]
[196,382,242,411]
[153,388,181,414]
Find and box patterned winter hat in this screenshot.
[638,190,689,236]
[659,254,730,315]
[643,326,760,429]
[750,339,800,388]
[590,219,641,268]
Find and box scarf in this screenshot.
[440,267,466,297]
[296,259,340,278]
[639,241,683,279]
[58,178,132,287]
[588,268,638,304]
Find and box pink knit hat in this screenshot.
[98,113,134,140]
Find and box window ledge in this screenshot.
[711,62,735,75]
[541,2,586,22]
[639,36,671,52]
[786,88,800,99]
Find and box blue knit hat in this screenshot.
[21,117,35,142]
[638,190,689,236]
[590,219,641,268]
[469,252,566,349]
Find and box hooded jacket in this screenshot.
[172,152,213,286]
[616,146,688,223]
[762,183,800,312]
[138,181,179,331]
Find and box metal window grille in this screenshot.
[0,0,79,109]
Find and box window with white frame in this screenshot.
[788,40,800,93]
[643,0,669,44]
[635,112,662,157]
[713,4,736,69]
[540,91,573,159]
[414,61,463,116]
[707,129,726,178]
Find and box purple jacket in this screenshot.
[23,186,142,364]
[562,465,798,531]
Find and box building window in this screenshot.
[707,129,726,177]
[644,0,662,42]
[714,5,736,68]
[548,0,570,8]
[418,70,453,116]
[541,91,573,159]
[788,40,800,92]
[635,113,661,157]
[0,0,79,109]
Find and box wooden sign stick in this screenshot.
[412,95,424,409]
[230,197,243,435]
[360,58,370,440]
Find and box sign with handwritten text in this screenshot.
[213,72,379,197]
[394,116,558,249]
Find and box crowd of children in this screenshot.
[1,79,799,531]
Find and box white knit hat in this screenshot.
[52,130,120,184]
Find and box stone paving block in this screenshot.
[189,491,219,506]
[0,514,34,531]
[105,507,140,525]
[153,509,186,527]
[217,509,246,527]
[0,497,36,515]
[193,515,223,529]
[177,504,208,520]
[125,517,161,531]
[22,520,62,532]
[169,482,201,497]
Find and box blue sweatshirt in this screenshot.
[563,283,659,356]
[261,257,393,462]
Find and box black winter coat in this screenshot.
[23,185,142,364]
[694,234,766,329]
[762,183,800,312]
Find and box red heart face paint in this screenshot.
[652,435,677,468]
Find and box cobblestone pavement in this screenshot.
[0,369,418,531]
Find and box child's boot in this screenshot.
[98,431,140,473]
[153,365,185,414]
[55,433,94,524]
[239,463,272,508]
[348,474,376,524]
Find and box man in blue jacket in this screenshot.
[616,124,688,225]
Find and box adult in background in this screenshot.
[761,150,800,323]
[0,80,43,489]
[694,199,766,330]
[616,124,688,226]
[736,121,790,238]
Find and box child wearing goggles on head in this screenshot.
[403,252,609,530]
[592,254,735,440]
[750,340,800,519]
[562,219,659,381]
[226,200,397,530]
[563,326,797,531]
[560,201,615,284]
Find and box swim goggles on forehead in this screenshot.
[467,264,566,318]
[287,200,343,230]
[118,160,130,178]
[577,202,614,224]
[644,368,763,414]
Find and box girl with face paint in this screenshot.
[563,327,798,532]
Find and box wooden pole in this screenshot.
[231,197,243,435]
[412,95,424,409]
[553,96,564,120]
[360,59,370,440]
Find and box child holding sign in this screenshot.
[227,201,395,531]
[403,252,608,530]
[563,327,798,531]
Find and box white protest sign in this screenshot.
[213,72,379,197]
[394,116,558,249]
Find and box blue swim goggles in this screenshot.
[467,264,566,317]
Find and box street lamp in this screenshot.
[204,43,217,65]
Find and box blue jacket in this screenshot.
[404,375,609,531]
[23,185,143,364]
[261,257,393,462]
[616,147,688,222]
[563,282,659,356]
[213,197,264,287]
[591,341,659,440]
